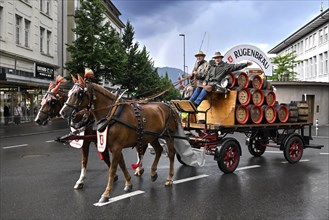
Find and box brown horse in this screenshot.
[60,75,180,203]
[34,76,117,189]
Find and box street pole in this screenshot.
[179,34,185,77]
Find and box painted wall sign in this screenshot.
[35,63,54,79]
[224,44,272,76]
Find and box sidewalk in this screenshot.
[0,118,69,139]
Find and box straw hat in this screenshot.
[212,51,224,58]
[194,50,206,57]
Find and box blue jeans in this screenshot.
[189,87,208,105]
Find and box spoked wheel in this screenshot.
[217,140,240,173]
[283,135,304,163]
[176,154,188,166]
[248,137,267,157]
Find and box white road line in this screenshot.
[265,151,282,154]
[173,174,209,184]
[320,153,329,155]
[46,140,55,143]
[281,159,310,164]
[236,165,261,171]
[93,190,145,207]
[3,144,28,149]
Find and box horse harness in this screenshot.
[98,100,185,151]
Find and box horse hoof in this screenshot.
[151,173,158,182]
[74,183,84,189]
[165,180,173,186]
[114,174,119,182]
[98,196,109,203]
[134,168,144,176]
[124,184,133,192]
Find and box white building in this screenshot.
[268,8,329,82]
[0,0,59,122]
[0,0,125,123]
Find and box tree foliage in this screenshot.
[66,1,179,101]
[269,51,300,81]
[66,0,126,83]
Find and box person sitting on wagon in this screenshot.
[182,50,209,99]
[189,51,252,108]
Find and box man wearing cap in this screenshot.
[190,51,252,107]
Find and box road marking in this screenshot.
[3,144,28,149]
[236,165,261,171]
[93,190,145,207]
[281,159,310,164]
[265,151,282,154]
[46,140,55,143]
[173,174,209,184]
[320,153,329,155]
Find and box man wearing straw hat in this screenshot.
[189,51,252,107]
[183,50,209,99]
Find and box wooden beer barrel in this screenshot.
[288,102,298,122]
[237,72,249,88]
[237,88,251,106]
[248,104,263,124]
[264,90,276,106]
[262,105,277,123]
[250,88,265,106]
[227,72,237,89]
[262,80,273,90]
[249,74,263,89]
[297,101,309,122]
[276,104,289,123]
[235,105,249,124]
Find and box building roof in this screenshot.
[268,8,329,54]
[271,81,329,87]
[103,0,125,29]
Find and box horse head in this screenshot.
[60,74,93,119]
[35,75,67,125]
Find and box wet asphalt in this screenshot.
[0,120,328,220]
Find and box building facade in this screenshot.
[272,81,329,125]
[0,0,59,123]
[0,0,125,124]
[268,8,329,82]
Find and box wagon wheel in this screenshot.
[283,135,304,163]
[248,136,267,157]
[217,140,240,173]
[176,154,188,166]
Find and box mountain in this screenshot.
[156,67,185,83]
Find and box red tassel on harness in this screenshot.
[98,152,104,160]
[131,160,140,170]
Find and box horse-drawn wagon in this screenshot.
[172,44,324,173]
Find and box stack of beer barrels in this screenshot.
[226,71,302,125]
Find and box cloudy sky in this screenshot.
[112,0,328,71]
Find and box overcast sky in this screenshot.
[112,0,328,71]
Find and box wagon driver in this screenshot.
[189,51,252,107]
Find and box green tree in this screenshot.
[157,72,180,101]
[270,51,300,81]
[66,0,125,83]
[114,21,162,97]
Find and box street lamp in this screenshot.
[179,34,185,77]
